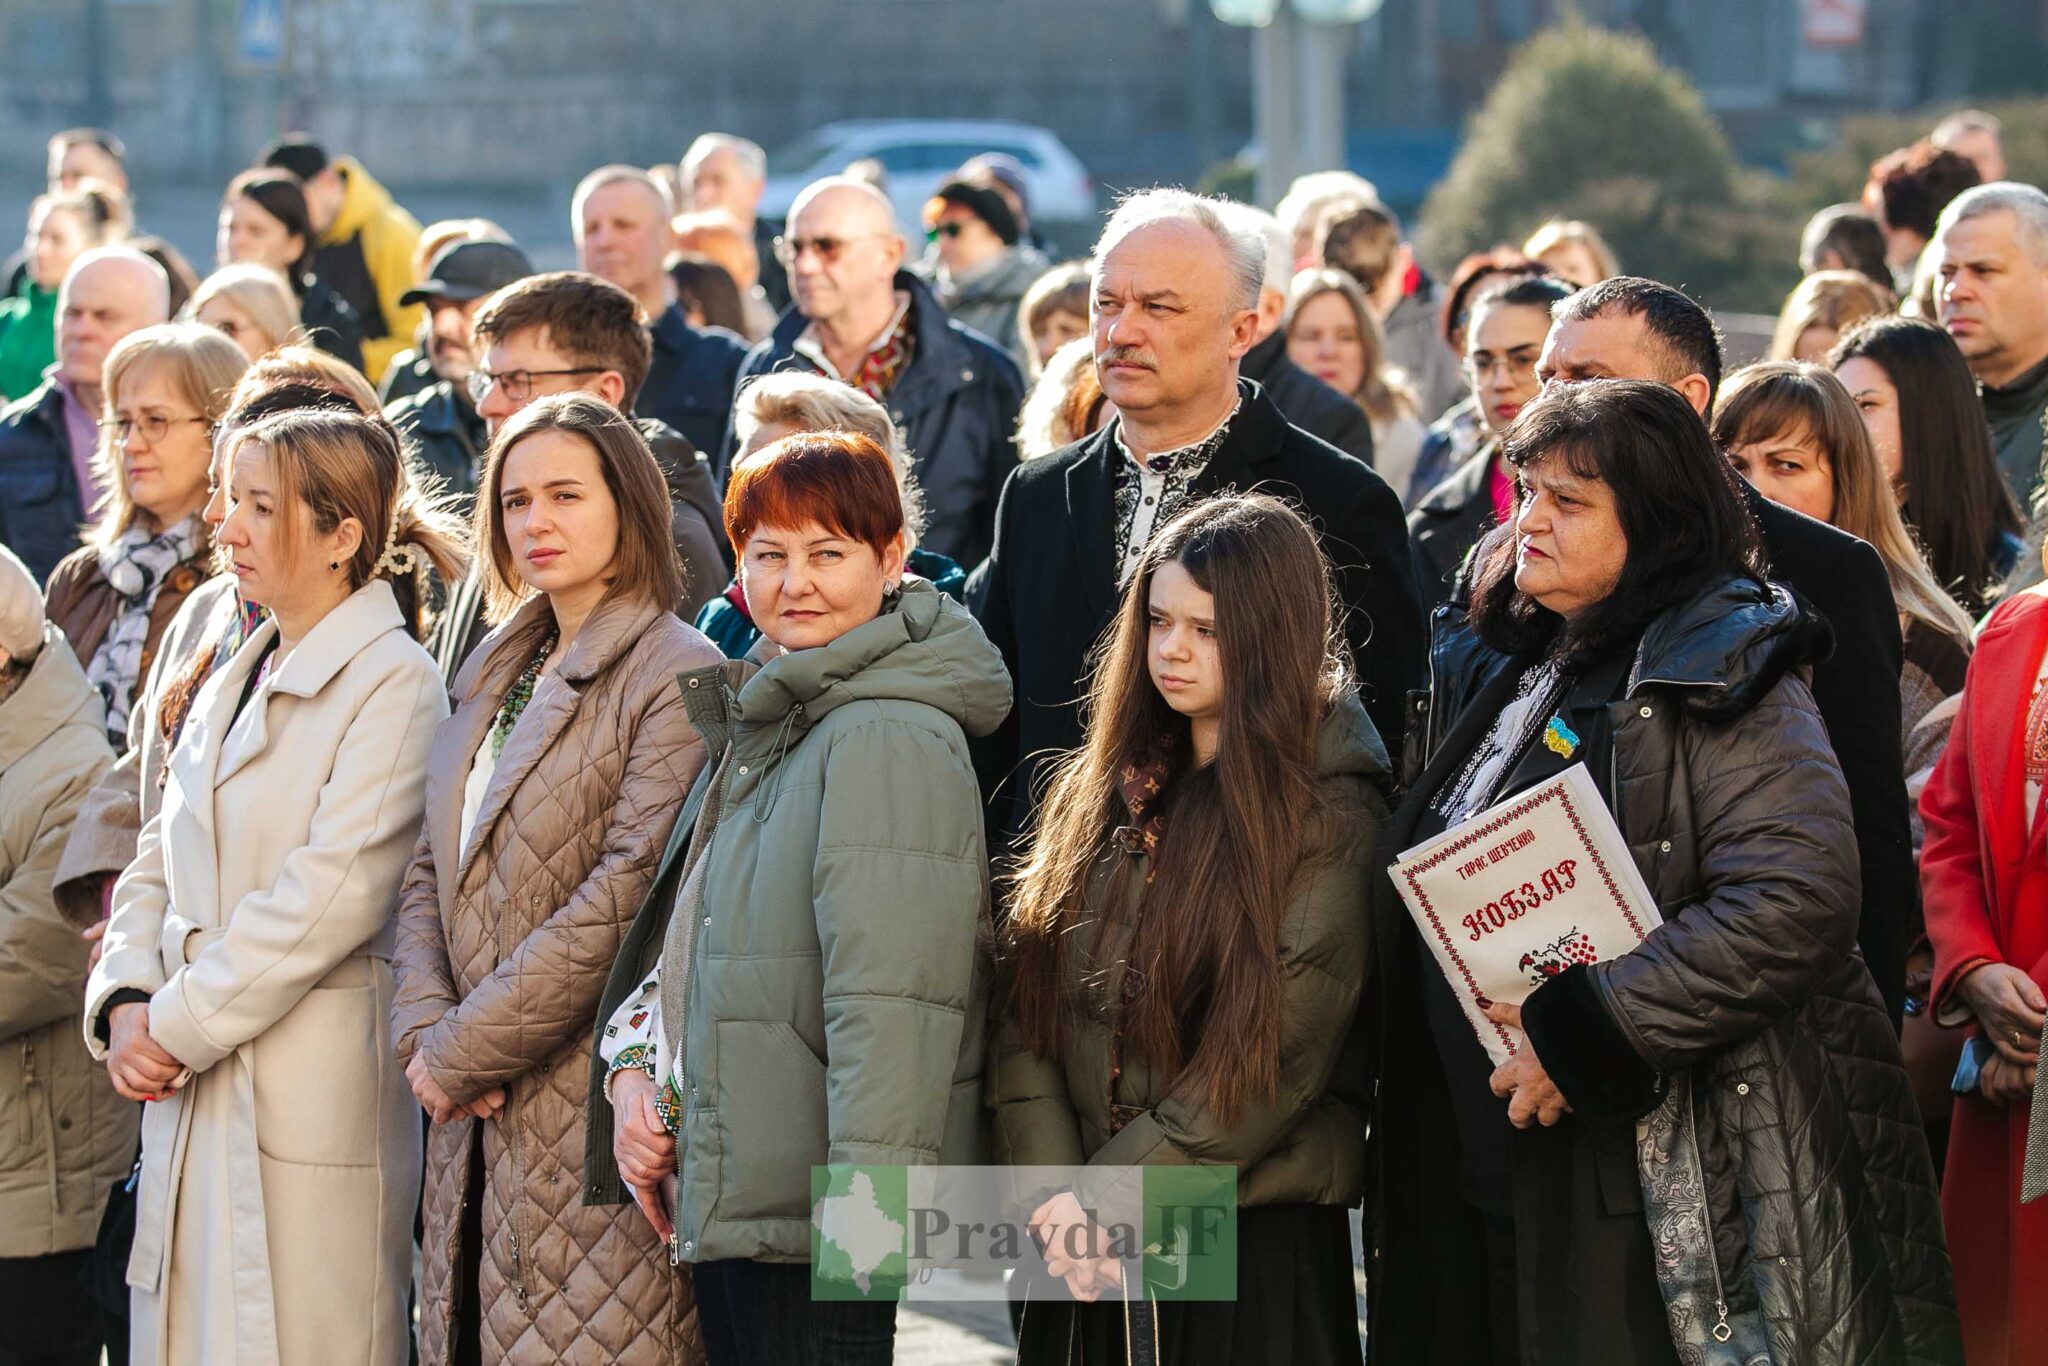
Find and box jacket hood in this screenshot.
[0,624,103,772]
[1318,688,1391,783]
[1629,574,1831,721]
[327,158,395,243]
[736,578,1011,737]
[949,246,1050,305]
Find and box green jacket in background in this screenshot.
[0,285,57,403]
[989,693,1387,1209]
[585,580,1011,1263]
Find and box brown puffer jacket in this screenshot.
[391,592,721,1365]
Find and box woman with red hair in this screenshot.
[586,432,1010,1366]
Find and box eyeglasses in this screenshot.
[466,367,606,405]
[98,414,213,446]
[1462,351,1541,382]
[772,233,890,267]
[925,222,967,242]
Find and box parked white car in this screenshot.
[760,120,1096,232]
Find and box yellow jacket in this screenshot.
[322,159,423,383]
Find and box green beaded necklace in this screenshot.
[489,632,557,759]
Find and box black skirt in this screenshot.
[1014,1203,1362,1366]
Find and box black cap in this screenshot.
[400,239,535,307]
[258,134,329,182]
[930,179,1020,247]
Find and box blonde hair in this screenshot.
[1284,268,1417,425]
[1523,219,1620,282]
[225,344,381,417]
[732,372,925,547]
[1016,336,1109,461]
[1768,270,1894,361]
[1713,361,1972,648]
[189,264,303,357]
[91,322,250,545]
[225,409,468,637]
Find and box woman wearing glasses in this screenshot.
[44,322,249,749]
[1407,276,1574,614]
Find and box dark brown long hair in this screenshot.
[1000,494,1350,1124]
[1829,314,2023,614]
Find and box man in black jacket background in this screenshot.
[733,177,1023,569]
[1535,276,1910,1019]
[971,188,1422,848]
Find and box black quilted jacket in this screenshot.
[1370,575,1962,1364]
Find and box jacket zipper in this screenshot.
[667,685,741,1266]
[1685,1081,1735,1343]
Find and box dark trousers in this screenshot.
[694,1258,895,1366]
[0,1250,107,1366]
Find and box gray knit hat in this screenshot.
[0,544,45,662]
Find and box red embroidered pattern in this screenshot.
[1400,781,1653,1057]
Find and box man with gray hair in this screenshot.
[1933,108,2008,184]
[0,247,169,581]
[682,132,789,311]
[575,163,749,457]
[1934,182,2048,507]
[1220,201,1376,465]
[970,187,1422,845]
[732,175,1022,565]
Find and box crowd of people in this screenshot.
[0,103,2043,1366]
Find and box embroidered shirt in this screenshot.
[1111,400,1239,584]
[792,291,915,401]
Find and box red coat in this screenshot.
[1919,586,2048,1366]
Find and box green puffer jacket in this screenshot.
[585,580,1011,1263]
[989,694,1387,1207]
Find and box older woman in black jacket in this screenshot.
[1367,381,1958,1366]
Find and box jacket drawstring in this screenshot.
[751,702,805,824]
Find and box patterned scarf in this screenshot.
[87,515,203,748]
[1114,746,1173,872]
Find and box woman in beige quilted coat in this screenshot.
[391,394,722,1366]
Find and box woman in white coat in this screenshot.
[84,407,468,1365]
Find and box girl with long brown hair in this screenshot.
[994,493,1386,1366]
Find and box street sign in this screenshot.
[240,0,285,69]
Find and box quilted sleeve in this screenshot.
[390,819,458,1067]
[814,719,985,1168]
[414,678,706,1104]
[1590,675,1862,1073]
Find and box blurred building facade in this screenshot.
[0,0,2038,195]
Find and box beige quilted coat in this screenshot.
[392,591,720,1366]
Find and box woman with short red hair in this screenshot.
[586,432,1011,1366]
